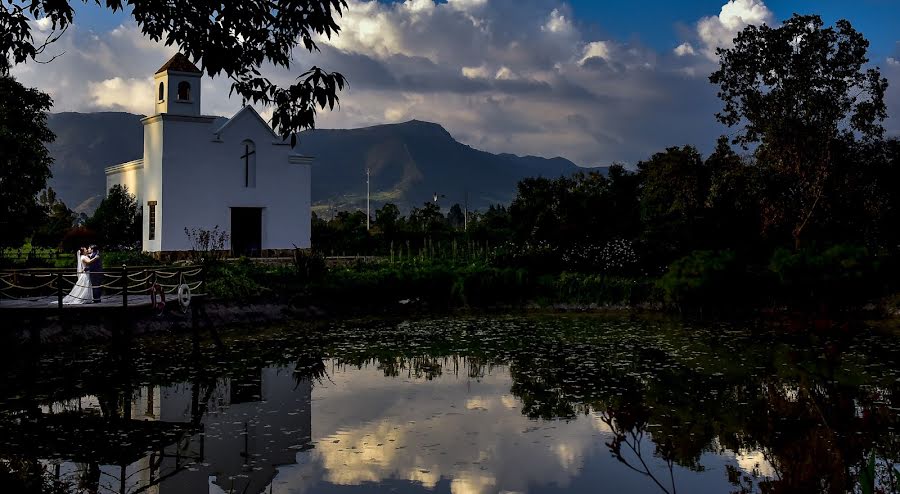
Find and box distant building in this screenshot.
[105,53,313,256]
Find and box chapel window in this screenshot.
[158,82,165,102]
[177,81,191,101]
[241,140,256,188]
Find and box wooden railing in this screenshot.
[0,265,204,309]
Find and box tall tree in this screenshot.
[709,14,888,247]
[32,187,76,247]
[374,203,401,235]
[447,204,465,230]
[0,62,54,247]
[704,137,762,253]
[637,146,710,262]
[1,0,347,144]
[408,202,446,234]
[86,185,140,250]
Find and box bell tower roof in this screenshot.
[155,53,201,75]
[152,54,203,117]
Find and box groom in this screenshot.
[84,245,103,303]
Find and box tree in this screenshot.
[704,137,762,252]
[637,146,710,263]
[374,203,401,235]
[86,185,140,250]
[1,0,347,144]
[468,204,512,243]
[709,14,888,247]
[447,204,465,230]
[638,146,708,225]
[509,176,569,246]
[603,164,641,240]
[32,187,77,248]
[408,202,446,234]
[0,66,54,247]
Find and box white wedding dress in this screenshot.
[61,252,93,305]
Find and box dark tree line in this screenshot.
[312,14,899,288]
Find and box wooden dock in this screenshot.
[0,265,204,317]
[0,294,155,310]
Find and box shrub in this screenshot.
[656,250,743,309]
[185,226,229,263]
[293,249,326,282]
[451,266,532,307]
[552,272,652,307]
[205,259,263,301]
[60,227,98,252]
[768,245,889,308]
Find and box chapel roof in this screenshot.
[155,53,202,75]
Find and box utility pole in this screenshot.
[366,168,370,231]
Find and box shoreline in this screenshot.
[7,295,897,348]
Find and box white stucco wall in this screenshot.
[154,71,201,117]
[149,109,312,252]
[105,160,143,205]
[142,116,165,252]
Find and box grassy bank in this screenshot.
[202,245,900,316]
[204,258,655,312]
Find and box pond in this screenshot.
[1,314,899,493]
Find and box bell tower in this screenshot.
[152,53,202,116]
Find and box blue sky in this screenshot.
[16,0,900,166]
[570,0,899,53]
[71,0,900,58]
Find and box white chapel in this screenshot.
[105,53,313,255]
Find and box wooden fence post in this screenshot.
[122,265,128,309]
[57,272,63,309]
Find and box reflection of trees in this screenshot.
[2,317,900,493]
[597,410,678,494]
[0,454,70,493]
[502,324,900,494]
[331,354,493,381]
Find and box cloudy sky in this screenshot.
[11,0,900,166]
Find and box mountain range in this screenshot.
[45,112,591,214]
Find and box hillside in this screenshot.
[295,119,583,211]
[46,112,145,213]
[45,113,588,213]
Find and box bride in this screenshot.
[60,247,93,305]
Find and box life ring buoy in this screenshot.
[177,283,191,312]
[150,283,166,316]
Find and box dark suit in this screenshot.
[87,251,103,302]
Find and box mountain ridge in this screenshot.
[44,112,594,214]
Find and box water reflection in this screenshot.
[0,315,899,493]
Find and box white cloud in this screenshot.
[447,0,486,12]
[403,0,435,15]
[579,41,612,65]
[543,8,573,35]
[318,1,409,59]
[674,42,696,57]
[35,17,53,32]
[888,57,900,67]
[494,66,518,80]
[696,0,773,60]
[462,65,490,79]
[88,77,154,114]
